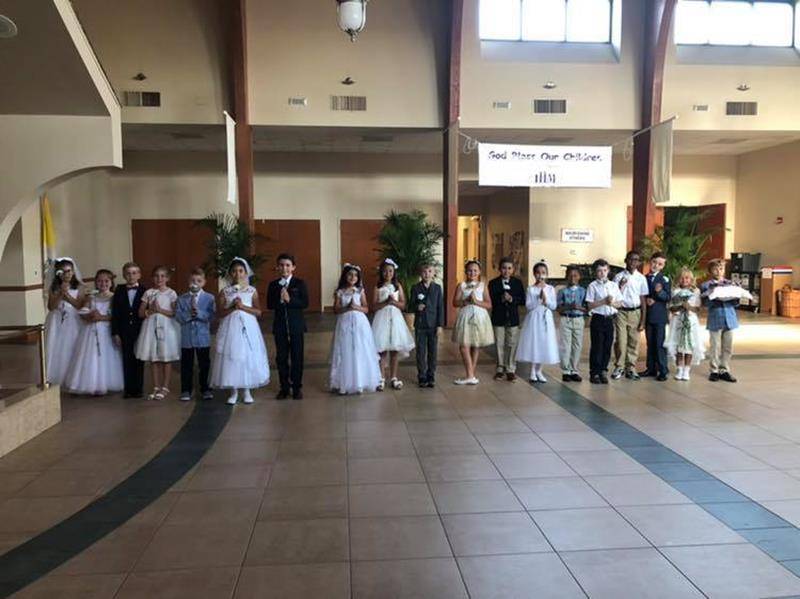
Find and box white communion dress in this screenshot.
[330,288,382,394]
[135,288,181,362]
[44,287,83,385]
[64,295,124,395]
[664,288,706,364]
[371,284,415,357]
[517,284,560,364]
[210,285,270,389]
[451,282,494,347]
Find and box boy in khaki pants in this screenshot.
[612,251,649,380]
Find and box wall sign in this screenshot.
[561,228,594,243]
[479,143,612,188]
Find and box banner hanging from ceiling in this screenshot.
[478,143,613,188]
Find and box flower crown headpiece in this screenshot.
[464,259,482,268]
[344,263,362,272]
[382,258,398,269]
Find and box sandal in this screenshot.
[390,378,403,390]
[147,388,159,401]
[377,379,385,392]
[154,387,168,401]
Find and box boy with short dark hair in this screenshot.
[267,253,309,399]
[409,264,444,388]
[640,252,671,381]
[111,261,146,398]
[557,265,586,382]
[175,268,216,401]
[585,259,622,384]
[488,257,525,382]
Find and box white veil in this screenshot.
[45,256,83,291]
[227,256,254,283]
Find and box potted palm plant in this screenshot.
[639,209,715,281]
[197,213,265,285]
[376,210,444,319]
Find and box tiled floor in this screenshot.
[1,316,800,598]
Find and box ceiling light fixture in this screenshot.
[737,84,750,92]
[0,15,18,39]
[337,0,368,42]
[543,81,557,90]
[133,72,147,81]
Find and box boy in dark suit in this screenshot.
[640,252,671,381]
[112,261,146,398]
[409,264,444,388]
[488,257,526,381]
[267,253,309,400]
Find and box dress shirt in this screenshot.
[127,286,138,306]
[585,279,622,316]
[613,270,649,308]
[557,285,586,317]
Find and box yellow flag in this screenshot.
[41,195,56,262]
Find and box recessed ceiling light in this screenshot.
[0,15,18,39]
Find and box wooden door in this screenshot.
[253,220,322,312]
[340,219,383,296]
[132,219,216,293]
[698,203,726,268]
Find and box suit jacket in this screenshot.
[488,276,525,327]
[645,272,671,325]
[267,276,309,335]
[111,285,146,338]
[408,281,444,330]
[175,290,216,348]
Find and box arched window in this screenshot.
[480,0,613,43]
[674,0,795,47]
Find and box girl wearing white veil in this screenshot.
[210,257,270,404]
[44,257,86,384]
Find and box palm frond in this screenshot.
[376,210,444,293]
[196,213,266,281]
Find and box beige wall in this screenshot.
[460,0,642,130]
[247,0,447,128]
[72,0,228,124]
[47,151,444,307]
[0,203,46,326]
[736,141,800,285]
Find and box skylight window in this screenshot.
[480,0,613,43]
[675,0,795,48]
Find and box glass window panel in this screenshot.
[674,1,711,44]
[751,2,793,47]
[522,0,566,41]
[566,0,611,42]
[708,1,753,46]
[480,0,522,40]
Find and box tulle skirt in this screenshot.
[372,306,415,357]
[210,312,270,389]
[330,311,382,394]
[517,309,560,364]
[665,312,706,364]
[451,305,494,347]
[135,314,181,362]
[64,322,124,395]
[44,308,81,385]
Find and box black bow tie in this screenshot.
[127,285,139,289]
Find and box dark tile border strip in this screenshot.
[0,399,231,597]
[535,380,800,577]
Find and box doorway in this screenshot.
[456,215,484,277]
[340,219,384,295]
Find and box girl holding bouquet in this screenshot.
[45,257,86,385]
[65,269,124,395]
[372,258,415,390]
[136,266,181,400]
[664,268,704,381]
[210,258,270,405]
[451,260,494,385]
[516,262,559,383]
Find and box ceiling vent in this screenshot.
[288,96,308,107]
[533,99,567,114]
[331,95,367,111]
[123,91,161,107]
[692,104,709,112]
[539,136,573,144]
[492,100,512,110]
[726,101,758,116]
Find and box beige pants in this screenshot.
[559,316,584,374]
[494,326,519,374]
[709,329,734,373]
[614,308,642,371]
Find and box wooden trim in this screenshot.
[229,0,255,231]
[443,0,464,327]
[0,284,44,292]
[632,0,678,251]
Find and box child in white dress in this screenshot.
[45,257,86,385]
[65,269,124,395]
[451,260,494,385]
[517,262,559,383]
[210,258,270,405]
[330,264,382,395]
[372,258,415,390]
[135,265,181,400]
[665,268,705,381]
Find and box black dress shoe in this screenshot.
[638,370,654,378]
[292,390,304,400]
[562,374,572,382]
[570,373,583,382]
[426,380,436,388]
[719,372,737,383]
[276,389,290,400]
[599,374,609,384]
[590,375,601,384]
[656,373,668,381]
[709,372,720,382]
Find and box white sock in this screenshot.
[683,366,691,379]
